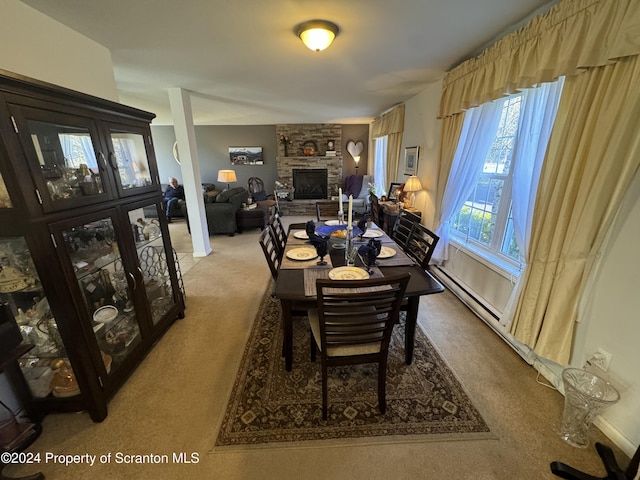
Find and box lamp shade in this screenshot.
[217,170,237,184]
[296,20,340,52]
[403,175,423,192]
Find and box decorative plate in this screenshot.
[377,246,397,258]
[93,305,118,323]
[285,247,317,261]
[293,230,309,239]
[362,229,384,238]
[328,266,370,280]
[324,219,341,226]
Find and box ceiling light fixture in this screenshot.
[296,20,340,52]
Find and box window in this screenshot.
[373,136,388,196]
[449,78,563,267]
[452,95,521,262]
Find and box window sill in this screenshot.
[448,238,522,282]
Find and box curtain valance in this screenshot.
[371,104,405,138]
[439,0,640,118]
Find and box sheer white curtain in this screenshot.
[373,136,388,195]
[58,134,98,169]
[500,78,565,328]
[432,100,503,263]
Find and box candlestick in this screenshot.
[347,195,353,229]
[338,188,343,214]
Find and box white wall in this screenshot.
[0,0,118,411]
[403,82,640,456]
[0,0,118,101]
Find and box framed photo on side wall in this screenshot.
[404,146,419,175]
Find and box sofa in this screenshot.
[182,186,248,235]
[144,183,219,219]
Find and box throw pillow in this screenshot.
[216,188,236,203]
[205,190,220,203]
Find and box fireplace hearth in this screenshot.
[292,169,328,200]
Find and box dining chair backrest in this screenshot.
[316,201,339,222]
[268,212,287,258]
[310,273,410,419]
[391,209,420,249]
[405,223,440,270]
[259,226,280,280]
[369,193,381,227]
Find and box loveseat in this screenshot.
[182,186,248,235]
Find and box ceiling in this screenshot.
[21,0,557,126]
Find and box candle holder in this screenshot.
[345,227,356,266]
[338,210,344,225]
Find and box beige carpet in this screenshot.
[5,217,628,480]
[216,286,490,447]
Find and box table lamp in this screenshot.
[217,169,237,190]
[403,175,422,208]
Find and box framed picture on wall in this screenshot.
[229,146,264,165]
[404,146,419,175]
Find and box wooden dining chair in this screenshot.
[316,201,339,222]
[308,273,410,420]
[268,211,287,259]
[369,193,382,227]
[259,226,281,280]
[391,209,420,249]
[404,223,440,270]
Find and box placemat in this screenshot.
[304,265,384,296]
[281,245,333,269]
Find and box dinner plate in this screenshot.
[324,219,342,226]
[328,266,370,280]
[362,229,384,238]
[377,246,397,258]
[285,247,317,261]
[293,230,309,240]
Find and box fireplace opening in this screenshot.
[292,169,328,200]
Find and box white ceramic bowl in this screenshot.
[93,305,118,323]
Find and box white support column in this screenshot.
[168,88,212,257]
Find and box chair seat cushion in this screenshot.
[308,308,382,357]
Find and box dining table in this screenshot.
[274,221,445,371]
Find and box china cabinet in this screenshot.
[0,70,185,422]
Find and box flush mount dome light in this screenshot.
[296,19,340,52]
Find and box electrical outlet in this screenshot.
[592,348,613,371]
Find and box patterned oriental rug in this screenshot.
[215,285,491,447]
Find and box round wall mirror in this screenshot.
[172,141,181,165]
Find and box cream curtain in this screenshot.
[371,104,405,187]
[510,55,640,364]
[435,0,640,363]
[440,0,640,119]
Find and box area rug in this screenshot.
[215,285,491,447]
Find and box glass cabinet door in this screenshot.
[104,123,157,197]
[60,217,142,375]
[8,104,112,212]
[0,237,83,399]
[127,204,178,325]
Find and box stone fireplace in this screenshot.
[292,169,327,199]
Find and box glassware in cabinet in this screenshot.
[0,236,83,399]
[127,204,178,326]
[60,217,142,374]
